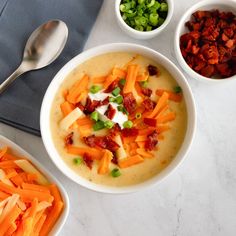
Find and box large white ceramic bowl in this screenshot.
[0,135,69,235]
[115,0,174,39]
[174,0,236,83]
[40,43,196,194]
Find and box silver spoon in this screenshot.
[0,20,68,94]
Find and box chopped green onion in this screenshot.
[73,157,83,165]
[149,13,159,26]
[140,80,148,88]
[118,105,129,115]
[146,0,155,8]
[160,2,168,12]
[93,120,105,131]
[120,3,132,12]
[135,25,144,31]
[115,95,123,104]
[153,2,161,10]
[119,0,168,32]
[174,86,182,94]
[158,17,165,26]
[112,87,121,96]
[104,120,114,129]
[138,0,145,4]
[90,85,101,94]
[126,10,137,18]
[119,78,126,86]
[117,105,124,112]
[90,111,99,121]
[146,25,152,31]
[111,168,122,178]
[135,16,148,26]
[109,97,116,102]
[123,120,133,128]
[135,112,142,119]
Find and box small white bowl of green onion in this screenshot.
[115,0,173,39]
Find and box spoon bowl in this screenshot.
[0,20,68,94]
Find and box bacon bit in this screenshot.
[101,96,110,105]
[216,63,232,77]
[180,9,236,78]
[83,135,120,152]
[123,92,137,114]
[142,98,156,111]
[111,153,118,165]
[84,98,101,114]
[109,123,121,137]
[104,104,116,120]
[143,118,157,127]
[101,136,120,152]
[83,153,93,169]
[64,132,73,146]
[226,39,234,48]
[141,88,152,97]
[121,128,139,137]
[200,65,215,77]
[76,102,85,112]
[145,130,158,151]
[83,135,96,147]
[147,65,158,76]
[222,33,229,41]
[104,80,119,93]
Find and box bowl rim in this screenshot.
[0,135,70,235]
[174,0,236,83]
[40,43,196,194]
[115,0,174,36]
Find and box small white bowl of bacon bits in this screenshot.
[0,135,69,235]
[174,0,236,82]
[41,43,196,194]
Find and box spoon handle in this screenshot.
[0,66,24,94]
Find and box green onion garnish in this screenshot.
[138,0,145,4]
[135,112,142,119]
[140,80,148,88]
[174,86,182,94]
[119,0,168,32]
[93,120,105,131]
[118,105,129,115]
[90,111,99,121]
[158,17,165,26]
[146,25,152,31]
[117,105,124,112]
[115,95,123,104]
[111,168,122,178]
[90,85,101,94]
[104,120,114,129]
[149,13,159,26]
[123,120,133,128]
[146,0,155,8]
[112,87,121,96]
[160,2,168,12]
[109,97,116,102]
[73,157,83,165]
[119,78,126,86]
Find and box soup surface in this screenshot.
[50,52,187,187]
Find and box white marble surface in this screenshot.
[1,0,236,235]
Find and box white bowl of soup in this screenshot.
[40,43,196,194]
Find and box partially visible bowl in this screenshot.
[40,43,196,194]
[0,135,69,235]
[115,0,174,39]
[174,0,236,83]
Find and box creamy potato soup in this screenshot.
[50,52,187,187]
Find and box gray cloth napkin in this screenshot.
[0,0,103,136]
